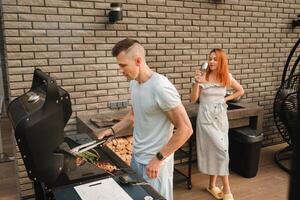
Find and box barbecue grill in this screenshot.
[8,69,165,200]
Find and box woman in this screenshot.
[190,49,244,200]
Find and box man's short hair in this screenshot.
[112,38,140,57]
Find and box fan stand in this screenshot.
[274,145,293,173]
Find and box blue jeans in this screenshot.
[131,155,174,200]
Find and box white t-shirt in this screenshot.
[130,72,181,164]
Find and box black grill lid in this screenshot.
[8,69,72,184]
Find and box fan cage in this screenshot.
[274,73,300,146]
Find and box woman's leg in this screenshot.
[207,175,223,199]
[208,175,218,189]
[221,175,232,194]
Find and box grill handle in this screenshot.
[31,68,60,107]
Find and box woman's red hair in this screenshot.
[206,48,230,87]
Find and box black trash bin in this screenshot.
[229,127,264,178]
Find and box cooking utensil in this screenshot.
[69,135,115,156]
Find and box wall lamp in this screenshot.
[109,3,122,23]
[292,14,300,28]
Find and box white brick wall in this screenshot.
[2,0,300,143]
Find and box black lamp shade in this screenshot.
[109,3,122,23]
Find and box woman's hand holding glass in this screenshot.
[194,69,206,84]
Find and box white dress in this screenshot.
[196,82,229,176]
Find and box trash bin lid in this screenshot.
[230,127,264,143]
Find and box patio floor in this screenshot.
[174,143,290,200]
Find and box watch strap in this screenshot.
[156,151,164,161]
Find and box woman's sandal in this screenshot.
[206,186,224,199]
[223,193,234,200]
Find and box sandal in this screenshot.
[206,186,224,199]
[223,193,234,200]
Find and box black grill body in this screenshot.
[7,69,107,199]
[8,69,71,184]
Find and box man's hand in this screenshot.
[97,128,114,140]
[146,157,163,179]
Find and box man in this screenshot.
[98,38,193,200]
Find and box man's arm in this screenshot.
[160,103,193,158]
[96,108,134,139]
[146,103,193,178]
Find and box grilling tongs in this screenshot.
[69,135,114,156]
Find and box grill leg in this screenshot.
[34,181,48,200]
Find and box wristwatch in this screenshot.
[156,151,164,161]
